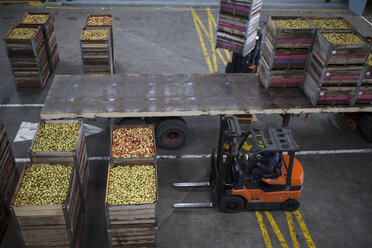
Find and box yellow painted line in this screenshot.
[28,1,44,6]
[264,211,289,248]
[294,210,316,248]
[262,8,351,12]
[285,212,300,248]
[252,114,258,122]
[191,8,214,73]
[256,211,272,248]
[207,11,218,72]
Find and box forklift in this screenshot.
[173,115,304,213]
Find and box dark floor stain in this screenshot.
[114,17,120,21]
[1,3,12,6]
[68,16,78,20]
[2,16,13,20]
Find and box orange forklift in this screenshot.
[173,115,304,212]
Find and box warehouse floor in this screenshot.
[1,2,372,248]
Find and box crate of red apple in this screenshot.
[111,125,156,163]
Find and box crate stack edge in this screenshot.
[18,12,60,72]
[259,16,315,89]
[5,26,50,90]
[215,0,262,56]
[106,124,158,247]
[0,121,20,244]
[303,29,371,106]
[10,162,84,248]
[354,37,372,105]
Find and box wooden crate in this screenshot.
[5,26,50,89]
[307,16,355,30]
[258,57,305,88]
[85,14,115,72]
[312,30,371,66]
[353,86,372,105]
[18,12,59,72]
[303,72,355,106]
[29,120,88,197]
[105,162,158,248]
[261,38,310,70]
[0,121,20,214]
[265,16,315,50]
[361,37,372,85]
[10,162,84,248]
[80,27,114,74]
[110,124,156,164]
[215,0,262,56]
[307,53,364,87]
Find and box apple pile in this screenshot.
[367,54,372,66]
[322,32,365,45]
[310,18,352,29]
[81,29,109,40]
[20,13,49,24]
[273,19,312,29]
[107,165,157,205]
[7,27,38,39]
[32,122,81,152]
[86,16,112,26]
[111,127,155,159]
[14,164,72,206]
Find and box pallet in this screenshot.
[18,12,60,72]
[312,30,371,66]
[307,16,355,30]
[5,26,50,90]
[80,27,114,74]
[110,124,156,164]
[29,120,88,198]
[215,0,262,56]
[258,57,305,88]
[265,16,315,50]
[85,14,115,73]
[303,72,355,106]
[10,162,84,248]
[0,121,20,214]
[307,52,364,87]
[105,162,158,248]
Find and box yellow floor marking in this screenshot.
[285,212,300,248]
[264,211,289,248]
[294,210,316,248]
[252,114,258,122]
[207,12,218,72]
[256,211,272,248]
[28,1,43,6]
[191,8,214,73]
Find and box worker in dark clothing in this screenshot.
[252,152,279,182]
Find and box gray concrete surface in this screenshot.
[0,2,372,248]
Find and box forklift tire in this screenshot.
[219,195,245,213]
[156,119,188,150]
[281,199,300,211]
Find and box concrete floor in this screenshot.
[0,2,372,248]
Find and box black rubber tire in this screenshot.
[281,199,300,211]
[155,119,188,150]
[119,118,146,125]
[219,195,245,213]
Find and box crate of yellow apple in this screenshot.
[105,162,157,247]
[111,125,156,163]
[10,162,84,247]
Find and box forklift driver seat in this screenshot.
[260,155,283,179]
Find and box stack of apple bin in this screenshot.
[10,120,88,247]
[215,0,262,56]
[80,14,114,74]
[106,124,158,247]
[0,121,20,244]
[259,16,315,88]
[18,12,60,72]
[354,37,372,105]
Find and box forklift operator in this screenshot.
[252,152,280,182]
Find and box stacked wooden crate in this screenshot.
[5,26,50,89]
[259,17,315,88]
[303,28,370,105]
[106,125,157,247]
[81,14,114,74]
[0,121,20,244]
[18,12,59,72]
[215,0,262,56]
[354,37,372,104]
[10,162,84,247]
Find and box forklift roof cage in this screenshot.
[250,128,299,153]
